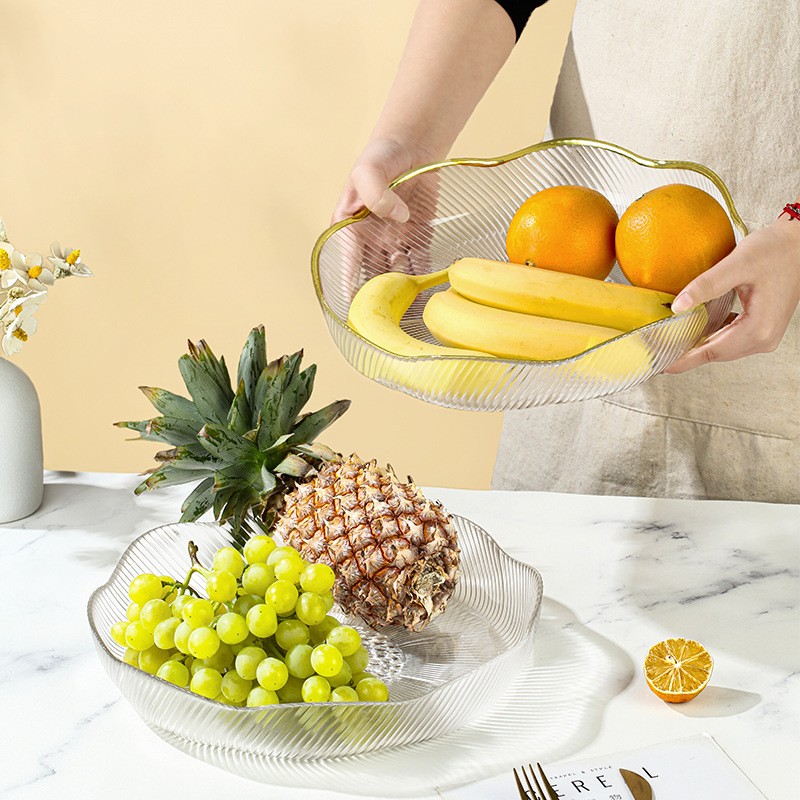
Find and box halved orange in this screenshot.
[644,637,713,703]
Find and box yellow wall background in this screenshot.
[2,0,575,488]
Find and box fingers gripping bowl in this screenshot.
[311,139,746,412]
[88,519,543,766]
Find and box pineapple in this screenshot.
[274,455,460,632]
[116,326,348,539]
[117,326,460,631]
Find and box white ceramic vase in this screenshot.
[0,357,44,522]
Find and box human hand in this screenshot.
[665,216,800,373]
[331,137,442,303]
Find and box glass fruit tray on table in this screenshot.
[311,138,747,412]
[88,518,543,773]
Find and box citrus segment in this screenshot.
[644,637,713,703]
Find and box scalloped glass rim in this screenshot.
[87,517,543,760]
[311,138,747,411]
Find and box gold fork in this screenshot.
[513,762,559,800]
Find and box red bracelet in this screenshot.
[779,202,800,221]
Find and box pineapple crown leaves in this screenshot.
[115,325,349,538]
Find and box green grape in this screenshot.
[183,655,195,672]
[190,667,223,699]
[125,621,154,651]
[157,659,190,687]
[216,612,249,645]
[264,581,299,615]
[160,576,179,603]
[138,645,172,675]
[295,593,327,626]
[221,696,246,707]
[267,546,303,567]
[311,644,343,678]
[244,604,276,638]
[128,573,163,606]
[356,677,389,702]
[200,642,234,672]
[190,658,207,676]
[331,686,359,703]
[221,670,252,703]
[171,594,193,619]
[302,675,332,703]
[277,675,304,703]
[212,547,245,579]
[182,598,215,629]
[274,619,309,650]
[309,615,341,645]
[206,570,238,603]
[153,617,182,650]
[188,626,220,659]
[126,602,141,622]
[244,535,277,564]
[241,563,275,596]
[284,644,314,679]
[300,563,335,594]
[256,657,289,691]
[327,661,352,689]
[326,625,362,657]
[139,599,172,632]
[230,633,257,654]
[235,646,267,680]
[273,558,303,584]
[233,594,262,617]
[350,671,374,686]
[173,621,193,654]
[344,646,370,674]
[320,591,335,612]
[122,647,139,666]
[110,621,129,647]
[247,687,279,706]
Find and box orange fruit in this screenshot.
[644,637,713,703]
[505,185,618,280]
[616,184,735,295]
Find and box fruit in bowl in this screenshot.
[506,185,619,279]
[114,326,461,704]
[616,183,736,294]
[110,536,391,705]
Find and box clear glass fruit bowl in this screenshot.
[87,517,542,765]
[311,138,747,411]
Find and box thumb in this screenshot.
[351,165,410,223]
[671,250,741,313]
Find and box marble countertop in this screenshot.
[1,472,797,799]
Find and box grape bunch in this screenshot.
[109,536,390,705]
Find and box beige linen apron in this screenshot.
[493,0,800,502]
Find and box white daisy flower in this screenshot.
[0,219,8,243]
[0,242,23,289]
[1,292,44,355]
[48,242,92,277]
[11,250,55,292]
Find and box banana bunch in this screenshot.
[425,258,675,361]
[346,257,678,392]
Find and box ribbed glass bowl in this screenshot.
[88,517,542,767]
[312,138,746,411]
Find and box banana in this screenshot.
[449,257,675,331]
[347,268,484,357]
[423,288,626,360]
[423,288,654,380]
[347,270,507,400]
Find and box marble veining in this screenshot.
[0,473,797,799]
